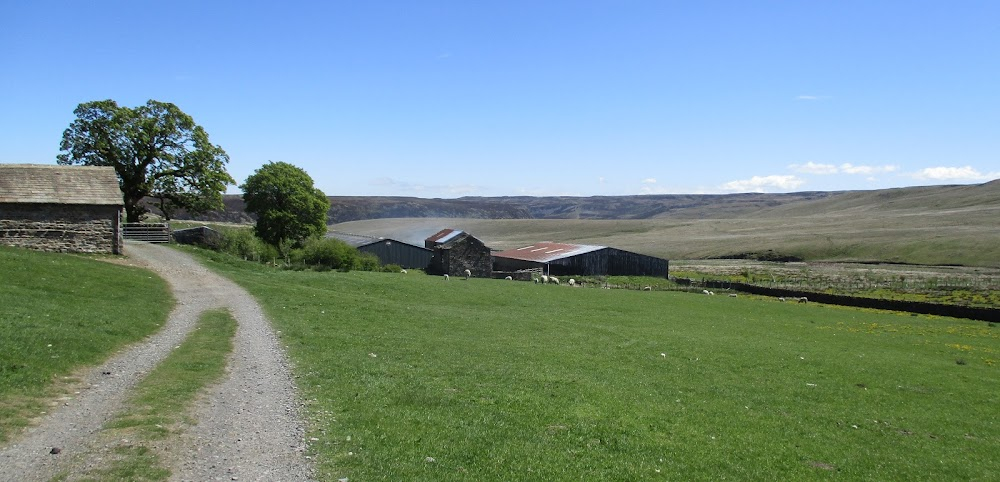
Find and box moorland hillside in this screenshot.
[168,180,999,266]
[328,181,1000,267]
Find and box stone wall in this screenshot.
[701,280,999,323]
[0,203,122,254]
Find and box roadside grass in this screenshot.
[0,246,173,443]
[72,309,237,482]
[187,248,1000,480]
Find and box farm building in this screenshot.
[328,231,433,269]
[425,228,493,277]
[493,242,668,278]
[0,164,124,254]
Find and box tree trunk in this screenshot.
[124,198,146,223]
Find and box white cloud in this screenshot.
[789,161,838,174]
[642,178,657,184]
[721,175,805,193]
[789,162,898,176]
[910,166,1000,182]
[839,163,898,175]
[598,176,606,184]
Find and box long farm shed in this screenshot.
[493,242,668,278]
[327,231,433,269]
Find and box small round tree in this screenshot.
[240,162,330,252]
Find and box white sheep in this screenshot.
[778,297,785,302]
[728,293,738,298]
[534,278,539,284]
[550,276,560,285]
[444,274,450,281]
[541,275,549,284]
[568,278,576,286]
[798,297,808,303]
[643,286,652,291]
[400,269,407,274]
[464,269,472,280]
[703,289,711,295]
[505,276,513,281]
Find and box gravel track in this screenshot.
[0,241,314,481]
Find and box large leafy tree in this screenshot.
[57,99,234,222]
[240,162,330,250]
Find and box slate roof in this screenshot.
[493,242,606,263]
[0,164,123,205]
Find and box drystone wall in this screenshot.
[0,203,122,254]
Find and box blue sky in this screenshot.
[2,1,998,198]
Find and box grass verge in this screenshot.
[186,247,1000,480]
[0,246,173,443]
[73,309,237,481]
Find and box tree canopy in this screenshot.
[240,162,330,250]
[57,99,234,222]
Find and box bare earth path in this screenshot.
[0,241,314,481]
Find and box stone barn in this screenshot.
[425,228,493,277]
[327,231,434,269]
[493,242,668,278]
[0,164,124,254]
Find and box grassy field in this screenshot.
[188,248,1000,480]
[0,246,174,443]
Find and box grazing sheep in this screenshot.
[541,275,549,284]
[778,297,785,302]
[534,278,539,284]
[728,293,738,298]
[464,269,472,280]
[703,289,711,295]
[550,276,560,285]
[505,276,513,281]
[643,286,652,291]
[798,297,808,303]
[400,269,407,274]
[444,274,450,281]
[568,278,576,286]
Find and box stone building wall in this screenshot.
[429,234,493,277]
[0,203,122,254]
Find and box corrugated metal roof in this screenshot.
[327,231,383,248]
[0,164,123,205]
[426,228,464,245]
[493,242,606,263]
[328,231,433,252]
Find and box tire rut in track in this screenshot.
[0,241,314,481]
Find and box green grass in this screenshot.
[187,248,1000,481]
[0,246,173,443]
[75,309,237,481]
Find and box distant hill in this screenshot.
[164,190,839,224]
[324,181,1000,266]
[163,181,998,224]
[161,181,1000,266]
